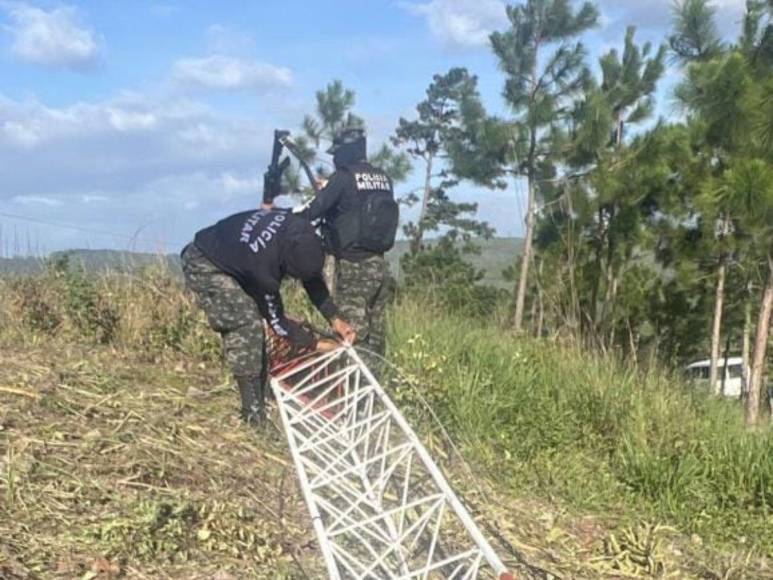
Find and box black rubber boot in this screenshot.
[235,375,265,427]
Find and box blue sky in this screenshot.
[0,0,748,255]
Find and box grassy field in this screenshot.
[389,302,773,556]
[1,264,771,578]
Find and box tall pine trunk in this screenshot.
[564,189,581,334]
[513,53,540,334]
[589,208,606,329]
[601,220,618,348]
[710,255,727,395]
[742,287,752,397]
[710,216,730,396]
[607,274,619,348]
[411,154,434,254]
[513,173,535,331]
[746,254,773,426]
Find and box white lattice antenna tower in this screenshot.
[269,345,514,580]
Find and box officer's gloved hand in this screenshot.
[263,169,282,205]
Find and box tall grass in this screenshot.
[0,257,219,360]
[389,300,773,551]
[1,264,770,553]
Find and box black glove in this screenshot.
[263,157,290,204]
[285,319,316,350]
[262,169,281,204]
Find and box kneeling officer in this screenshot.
[181,208,355,426]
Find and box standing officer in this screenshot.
[294,128,398,370]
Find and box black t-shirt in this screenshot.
[193,208,337,348]
[295,162,394,261]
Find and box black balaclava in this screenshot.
[282,226,324,280]
[329,129,367,170]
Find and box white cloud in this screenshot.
[2,3,101,70]
[596,0,747,37]
[0,91,273,203]
[105,107,158,132]
[401,0,507,49]
[171,55,292,92]
[404,0,747,48]
[81,194,107,203]
[0,92,206,150]
[221,172,262,195]
[11,194,63,206]
[1,118,43,147]
[0,169,272,252]
[0,89,284,252]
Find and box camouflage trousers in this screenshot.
[181,244,264,380]
[336,255,395,372]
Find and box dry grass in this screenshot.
[0,343,327,579]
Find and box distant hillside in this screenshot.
[388,237,523,288]
[0,249,180,276]
[0,238,522,287]
[0,255,46,275]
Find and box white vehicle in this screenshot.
[685,357,748,398]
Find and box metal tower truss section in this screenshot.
[268,345,514,580]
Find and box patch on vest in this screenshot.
[354,172,390,191]
[239,210,287,254]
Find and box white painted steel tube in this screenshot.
[346,347,513,580]
[271,375,343,580]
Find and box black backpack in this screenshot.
[358,189,399,253]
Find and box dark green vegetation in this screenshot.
[391,301,773,559]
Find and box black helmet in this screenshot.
[328,127,366,169]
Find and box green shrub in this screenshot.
[49,254,120,344]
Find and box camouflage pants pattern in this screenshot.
[336,255,395,370]
[181,244,264,379]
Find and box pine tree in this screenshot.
[674,1,773,421]
[487,0,598,331]
[567,26,666,342]
[669,0,724,63]
[303,80,364,156]
[297,80,410,183]
[719,159,773,422]
[671,1,737,396]
[393,68,493,254]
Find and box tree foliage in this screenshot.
[286,80,410,194]
[392,68,494,254]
